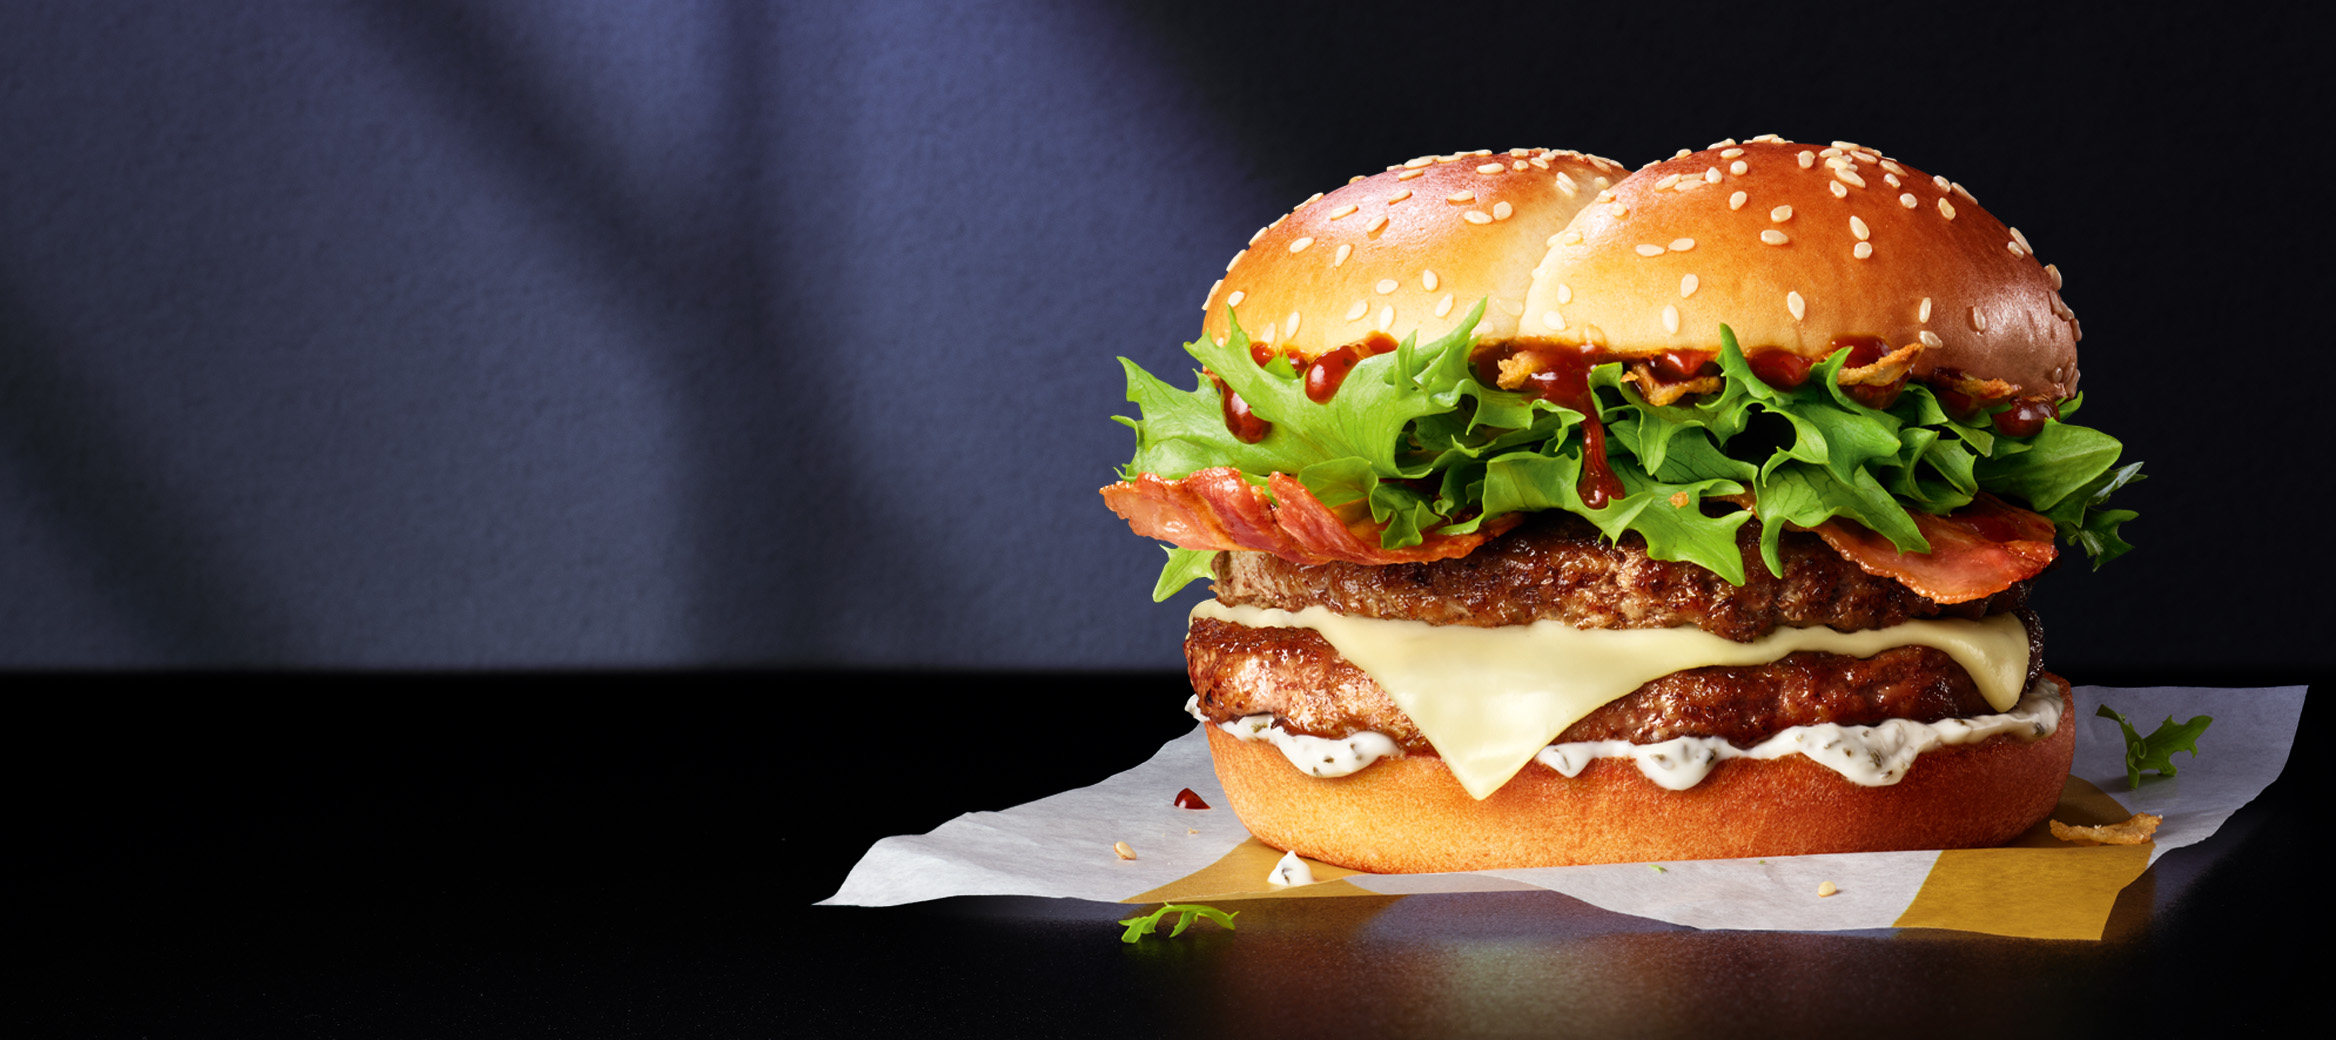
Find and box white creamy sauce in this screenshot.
[1534,675,2063,789]
[1204,677,2061,792]
[1266,850,1315,887]
[1191,601,2033,799]
[1189,695,1399,778]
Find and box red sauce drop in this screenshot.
[1501,345,1624,508]
[1653,349,1716,382]
[1359,331,1400,357]
[1747,349,1812,389]
[1248,341,1279,367]
[1834,335,1888,370]
[1212,373,1271,443]
[1304,347,1362,403]
[1173,788,1211,810]
[1993,398,2060,438]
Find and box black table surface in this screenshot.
[14,671,2322,1039]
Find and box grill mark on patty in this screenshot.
[1185,611,2044,753]
[1212,511,2030,642]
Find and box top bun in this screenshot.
[1202,148,1626,359]
[1522,138,2082,400]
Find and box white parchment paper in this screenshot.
[822,685,2303,931]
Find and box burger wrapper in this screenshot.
[821,685,2302,939]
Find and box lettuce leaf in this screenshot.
[2096,704,2212,789]
[1116,309,2140,596]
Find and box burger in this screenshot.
[1101,139,2139,872]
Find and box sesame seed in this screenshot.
[1594,176,1612,189]
[1375,278,1398,294]
[1933,174,1951,190]
[1554,173,1579,197]
[1721,147,1745,158]
[1595,188,1615,203]
[1397,168,1425,181]
[1608,202,1628,218]
[2010,226,2033,253]
[1820,147,1843,158]
[1853,241,1873,259]
[2046,264,2064,290]
[1249,226,1267,245]
[1969,306,1987,331]
[1705,166,1722,184]
[1879,159,1905,175]
[1663,305,1681,334]
[2072,319,2082,342]
[1559,229,1583,245]
[1463,210,1492,224]
[1899,192,1918,208]
[1285,312,1301,338]
[1670,237,1695,252]
[1225,250,1244,273]
[1952,181,1975,201]
[1404,155,1435,168]
[1556,283,1573,304]
[1435,293,1454,317]
[1836,167,1866,188]
[1345,299,1368,321]
[1378,305,1395,330]
[1681,273,1699,298]
[1510,147,1531,156]
[1530,157,1550,170]
[1494,201,1514,220]
[1936,198,1956,220]
[1798,150,1816,168]
[1729,190,1748,210]
[1422,269,1439,291]
[1849,216,1870,240]
[1288,237,1315,253]
[1828,180,1850,198]
[1761,229,1790,245]
[1328,204,1359,220]
[1825,155,1851,171]
[1919,330,1943,348]
[1300,192,1323,207]
[1386,189,1412,204]
[1258,321,1275,343]
[1787,291,1806,320]
[2007,240,2025,257]
[1919,297,1932,322]
[1542,309,1565,330]
[1366,214,1389,233]
[1227,290,1246,308]
[1673,148,1692,159]
[1730,160,1748,175]
[1477,162,1504,174]
[1883,172,1901,188]
[1333,243,1352,267]
[1447,190,1476,203]
[1636,243,1665,257]
[2050,291,2072,319]
[1512,160,1528,171]
[1771,204,1794,222]
[1655,173,1683,190]
[1203,279,1222,312]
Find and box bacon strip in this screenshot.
[1101,468,1516,566]
[1807,493,2058,604]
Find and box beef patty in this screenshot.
[1189,512,2043,752]
[1213,511,2030,642]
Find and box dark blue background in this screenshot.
[2,1,2323,672]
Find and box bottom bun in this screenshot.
[1207,674,2074,872]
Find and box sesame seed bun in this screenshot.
[1201,148,1627,359]
[1204,674,2074,873]
[1522,139,2081,400]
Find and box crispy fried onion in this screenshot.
[1802,492,2058,605]
[2049,812,2163,846]
[1101,467,1518,565]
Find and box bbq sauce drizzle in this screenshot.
[1216,332,2053,499]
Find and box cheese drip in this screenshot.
[1190,601,2030,800]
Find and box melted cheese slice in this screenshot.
[1191,602,2030,800]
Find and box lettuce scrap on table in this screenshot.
[1115,305,2139,599]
